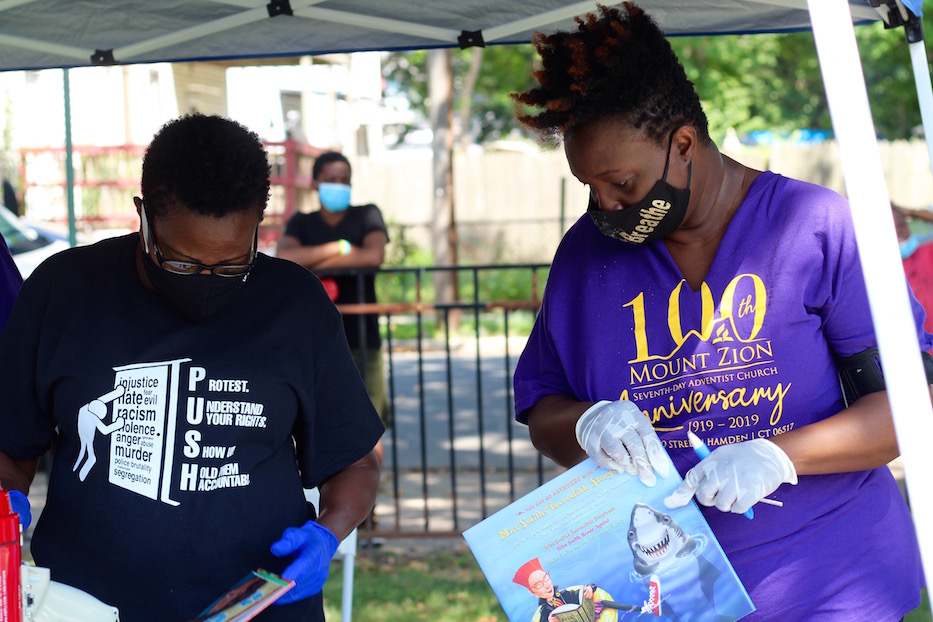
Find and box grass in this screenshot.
[322,543,503,622]
[382,309,538,342]
[323,542,933,622]
[910,592,933,622]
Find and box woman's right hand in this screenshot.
[574,400,669,486]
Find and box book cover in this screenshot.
[463,457,755,622]
[188,569,294,622]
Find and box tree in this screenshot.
[383,44,539,146]
[383,16,931,145]
[853,16,932,139]
[671,32,829,143]
[671,17,933,142]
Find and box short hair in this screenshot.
[312,151,352,181]
[512,2,709,145]
[141,114,271,218]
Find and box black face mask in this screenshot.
[141,251,247,323]
[588,133,691,245]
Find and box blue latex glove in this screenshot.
[270,520,339,604]
[8,490,31,530]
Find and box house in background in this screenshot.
[0,52,388,242]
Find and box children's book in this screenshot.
[187,569,294,622]
[463,457,755,622]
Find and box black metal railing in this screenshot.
[316,263,564,538]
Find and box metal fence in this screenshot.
[321,263,565,539]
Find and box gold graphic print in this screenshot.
[621,274,791,442]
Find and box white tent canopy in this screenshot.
[2,0,933,603]
[0,0,921,71]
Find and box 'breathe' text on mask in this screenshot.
[588,132,691,245]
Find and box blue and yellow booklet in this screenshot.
[463,456,755,622]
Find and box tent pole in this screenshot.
[908,40,933,179]
[63,68,75,247]
[808,0,933,595]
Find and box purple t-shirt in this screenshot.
[514,172,928,621]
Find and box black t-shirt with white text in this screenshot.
[0,234,384,621]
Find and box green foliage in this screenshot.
[854,18,928,139]
[912,590,933,622]
[377,222,435,306]
[322,547,505,622]
[465,45,540,143]
[457,265,548,304]
[376,233,546,341]
[383,309,537,341]
[385,18,933,147]
[669,19,933,142]
[671,32,829,143]
[378,222,548,309]
[383,222,433,269]
[383,45,539,144]
[323,545,930,622]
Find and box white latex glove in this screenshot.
[575,400,670,486]
[664,438,797,514]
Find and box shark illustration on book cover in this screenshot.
[463,457,754,622]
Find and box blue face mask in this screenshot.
[318,182,352,212]
[900,236,920,260]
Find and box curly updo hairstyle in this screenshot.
[512,2,709,145]
[141,114,271,219]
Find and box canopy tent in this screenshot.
[2,0,933,604]
[0,0,914,71]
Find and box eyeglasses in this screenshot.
[153,228,257,277]
[144,202,258,277]
[531,572,550,590]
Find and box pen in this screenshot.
[686,431,755,520]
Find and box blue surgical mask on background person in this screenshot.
[900,235,921,260]
[318,182,352,212]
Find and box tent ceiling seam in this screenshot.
[113,0,321,61]
[0,32,87,60]
[293,6,459,43]
[0,0,36,11]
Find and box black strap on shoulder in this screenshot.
[837,347,933,406]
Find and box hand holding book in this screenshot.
[463,456,756,621]
[575,400,671,487]
[188,569,294,622]
[269,520,338,604]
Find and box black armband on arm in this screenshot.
[837,347,933,406]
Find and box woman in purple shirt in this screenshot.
[511,4,928,620]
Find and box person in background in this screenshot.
[510,4,929,620]
[0,114,383,621]
[276,151,389,533]
[893,203,933,339]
